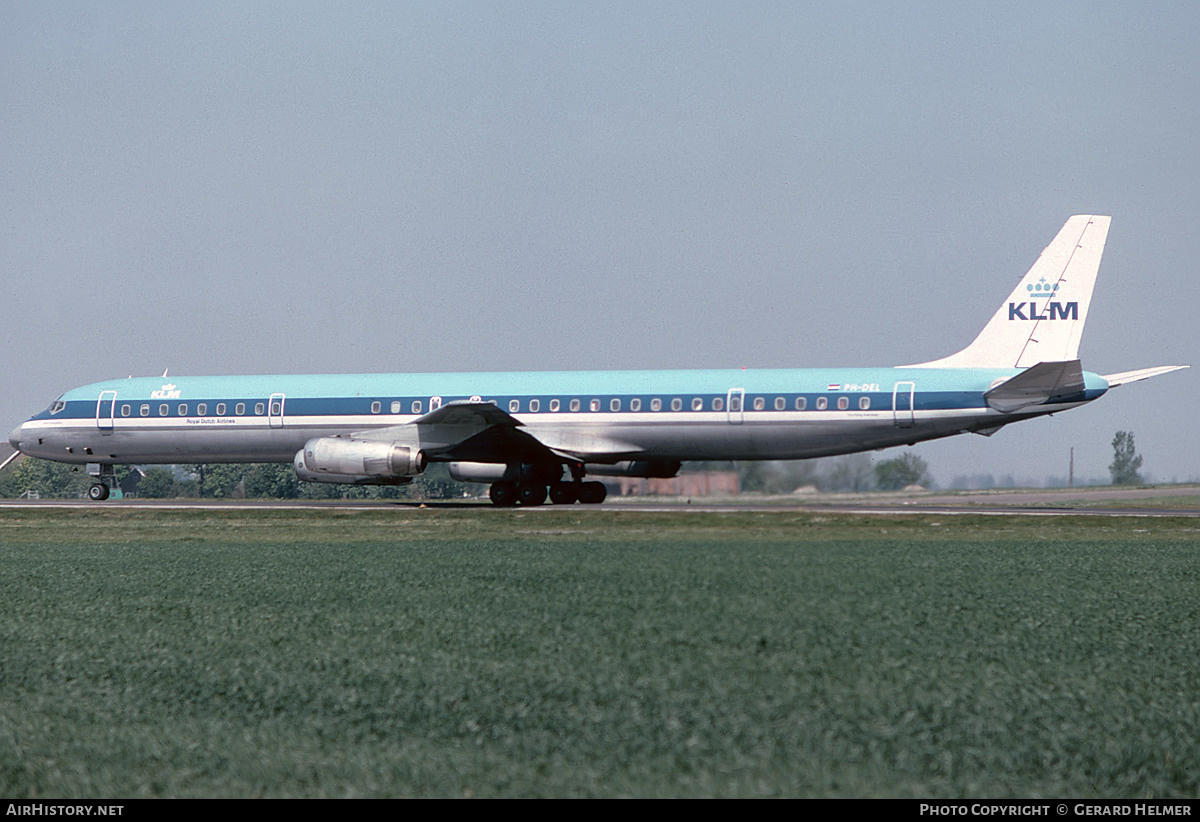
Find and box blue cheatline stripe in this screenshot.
[30,367,1109,423]
[42,390,997,423]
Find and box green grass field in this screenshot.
[1,508,1197,798]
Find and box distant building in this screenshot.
[611,471,739,497]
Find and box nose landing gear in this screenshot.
[86,463,115,501]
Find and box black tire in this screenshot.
[517,483,548,506]
[577,481,607,504]
[548,482,578,504]
[88,483,110,501]
[489,481,518,507]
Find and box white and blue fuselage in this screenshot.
[5,216,1185,504]
[12,366,1108,466]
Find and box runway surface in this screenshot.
[3,485,1200,518]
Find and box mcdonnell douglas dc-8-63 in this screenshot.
[6,216,1187,504]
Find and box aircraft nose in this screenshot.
[8,424,23,452]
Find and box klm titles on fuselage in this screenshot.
[1007,300,1078,321]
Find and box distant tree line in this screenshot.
[731,451,932,494]
[0,459,473,501]
[2,434,1152,499]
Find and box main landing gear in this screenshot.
[488,479,607,507]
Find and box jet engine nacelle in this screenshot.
[294,434,426,485]
[583,460,681,478]
[448,461,519,483]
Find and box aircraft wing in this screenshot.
[409,400,524,428]
[351,400,642,465]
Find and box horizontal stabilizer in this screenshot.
[984,360,1086,413]
[1102,365,1189,387]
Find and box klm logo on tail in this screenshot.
[1008,278,1077,321]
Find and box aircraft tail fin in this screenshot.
[905,215,1111,369]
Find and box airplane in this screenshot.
[6,215,1187,505]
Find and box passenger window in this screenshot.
[197,403,207,415]
[529,399,540,412]
[859,396,871,410]
[650,398,662,411]
[430,396,442,410]
[216,403,226,415]
[753,397,764,411]
[816,397,827,410]
[729,396,741,412]
[140,405,149,417]
[692,397,703,411]
[713,397,723,411]
[391,401,401,414]
[550,399,560,412]
[631,398,642,412]
[235,403,246,415]
[412,400,422,414]
[509,399,520,412]
[837,396,849,410]
[159,404,169,416]
[589,399,600,412]
[569,399,580,412]
[774,397,785,411]
[270,401,281,415]
[121,404,131,417]
[370,401,381,414]
[178,404,188,416]
[610,398,621,412]
[256,402,266,415]
[795,397,807,410]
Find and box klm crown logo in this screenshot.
[1009,278,1077,321]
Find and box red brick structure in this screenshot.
[611,471,739,497]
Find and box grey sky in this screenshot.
[4,2,1197,485]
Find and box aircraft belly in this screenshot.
[585,419,905,461]
[572,411,1012,462]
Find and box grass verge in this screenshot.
[2,509,1197,797]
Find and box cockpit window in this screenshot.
[48,398,66,415]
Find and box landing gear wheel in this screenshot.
[489,481,519,507]
[548,482,578,505]
[577,481,607,505]
[88,483,110,501]
[517,483,548,506]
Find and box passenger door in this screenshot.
[892,381,915,428]
[96,391,117,432]
[268,393,286,428]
